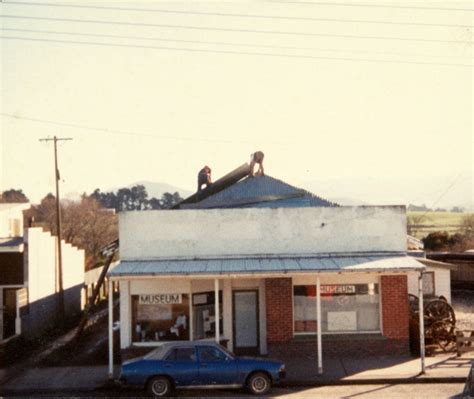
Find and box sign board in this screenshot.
[321,285,356,295]
[327,311,357,331]
[139,294,182,305]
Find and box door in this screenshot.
[233,290,259,355]
[197,345,238,385]
[160,346,199,386]
[3,289,17,340]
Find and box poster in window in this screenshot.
[327,311,357,331]
[137,304,173,321]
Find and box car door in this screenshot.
[161,346,199,387]
[197,346,238,386]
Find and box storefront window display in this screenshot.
[294,284,380,334]
[192,291,223,340]
[132,294,190,342]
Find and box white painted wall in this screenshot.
[407,267,451,303]
[25,227,85,302]
[120,206,406,260]
[0,203,30,238]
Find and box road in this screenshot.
[2,383,466,398]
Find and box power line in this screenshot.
[2,15,472,44]
[263,0,474,12]
[2,36,472,67]
[3,1,472,28]
[4,28,471,60]
[1,113,288,146]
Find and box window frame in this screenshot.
[292,278,382,336]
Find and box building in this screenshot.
[0,203,85,344]
[108,204,427,375]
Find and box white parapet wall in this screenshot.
[119,206,407,260]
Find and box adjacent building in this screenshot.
[0,203,85,344]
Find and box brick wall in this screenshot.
[265,278,293,343]
[381,275,410,340]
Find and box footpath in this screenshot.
[1,353,472,394]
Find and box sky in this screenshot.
[1,0,473,207]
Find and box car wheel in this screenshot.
[247,372,271,395]
[147,376,173,397]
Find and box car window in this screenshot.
[199,346,228,362]
[144,346,168,360]
[164,347,196,362]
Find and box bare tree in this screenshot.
[32,194,118,270]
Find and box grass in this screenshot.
[408,211,469,239]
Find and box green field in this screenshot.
[407,211,469,239]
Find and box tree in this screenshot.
[0,189,29,203]
[461,213,474,238]
[33,193,118,269]
[91,186,184,211]
[422,231,450,251]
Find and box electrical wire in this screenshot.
[3,1,472,28]
[0,113,288,145]
[1,36,472,67]
[2,14,472,44]
[4,28,471,59]
[262,0,474,12]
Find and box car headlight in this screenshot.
[278,364,285,372]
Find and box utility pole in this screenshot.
[39,136,72,322]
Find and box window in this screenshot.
[165,347,197,362]
[198,346,227,362]
[192,291,223,340]
[422,272,435,297]
[293,284,380,334]
[132,294,190,342]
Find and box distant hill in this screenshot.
[109,181,193,199]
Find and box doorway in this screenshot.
[232,290,259,355]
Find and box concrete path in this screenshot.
[274,353,473,384]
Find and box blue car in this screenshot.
[119,341,286,396]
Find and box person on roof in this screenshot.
[197,166,212,192]
[250,151,265,176]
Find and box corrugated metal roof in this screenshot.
[0,237,24,247]
[180,175,337,209]
[108,254,424,278]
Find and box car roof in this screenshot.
[161,341,221,349]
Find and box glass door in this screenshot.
[233,290,259,355]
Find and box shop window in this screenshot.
[132,294,190,342]
[422,272,435,297]
[192,291,223,340]
[293,284,380,334]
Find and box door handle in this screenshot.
[164,364,172,368]
[201,363,208,368]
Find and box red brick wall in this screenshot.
[381,275,409,340]
[265,278,293,343]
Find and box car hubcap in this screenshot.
[152,380,167,395]
[252,377,267,393]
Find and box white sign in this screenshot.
[139,294,182,305]
[327,311,357,331]
[321,285,356,295]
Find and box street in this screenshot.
[2,383,466,398]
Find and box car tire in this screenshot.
[247,372,271,395]
[147,376,173,397]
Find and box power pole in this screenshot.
[39,136,72,322]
